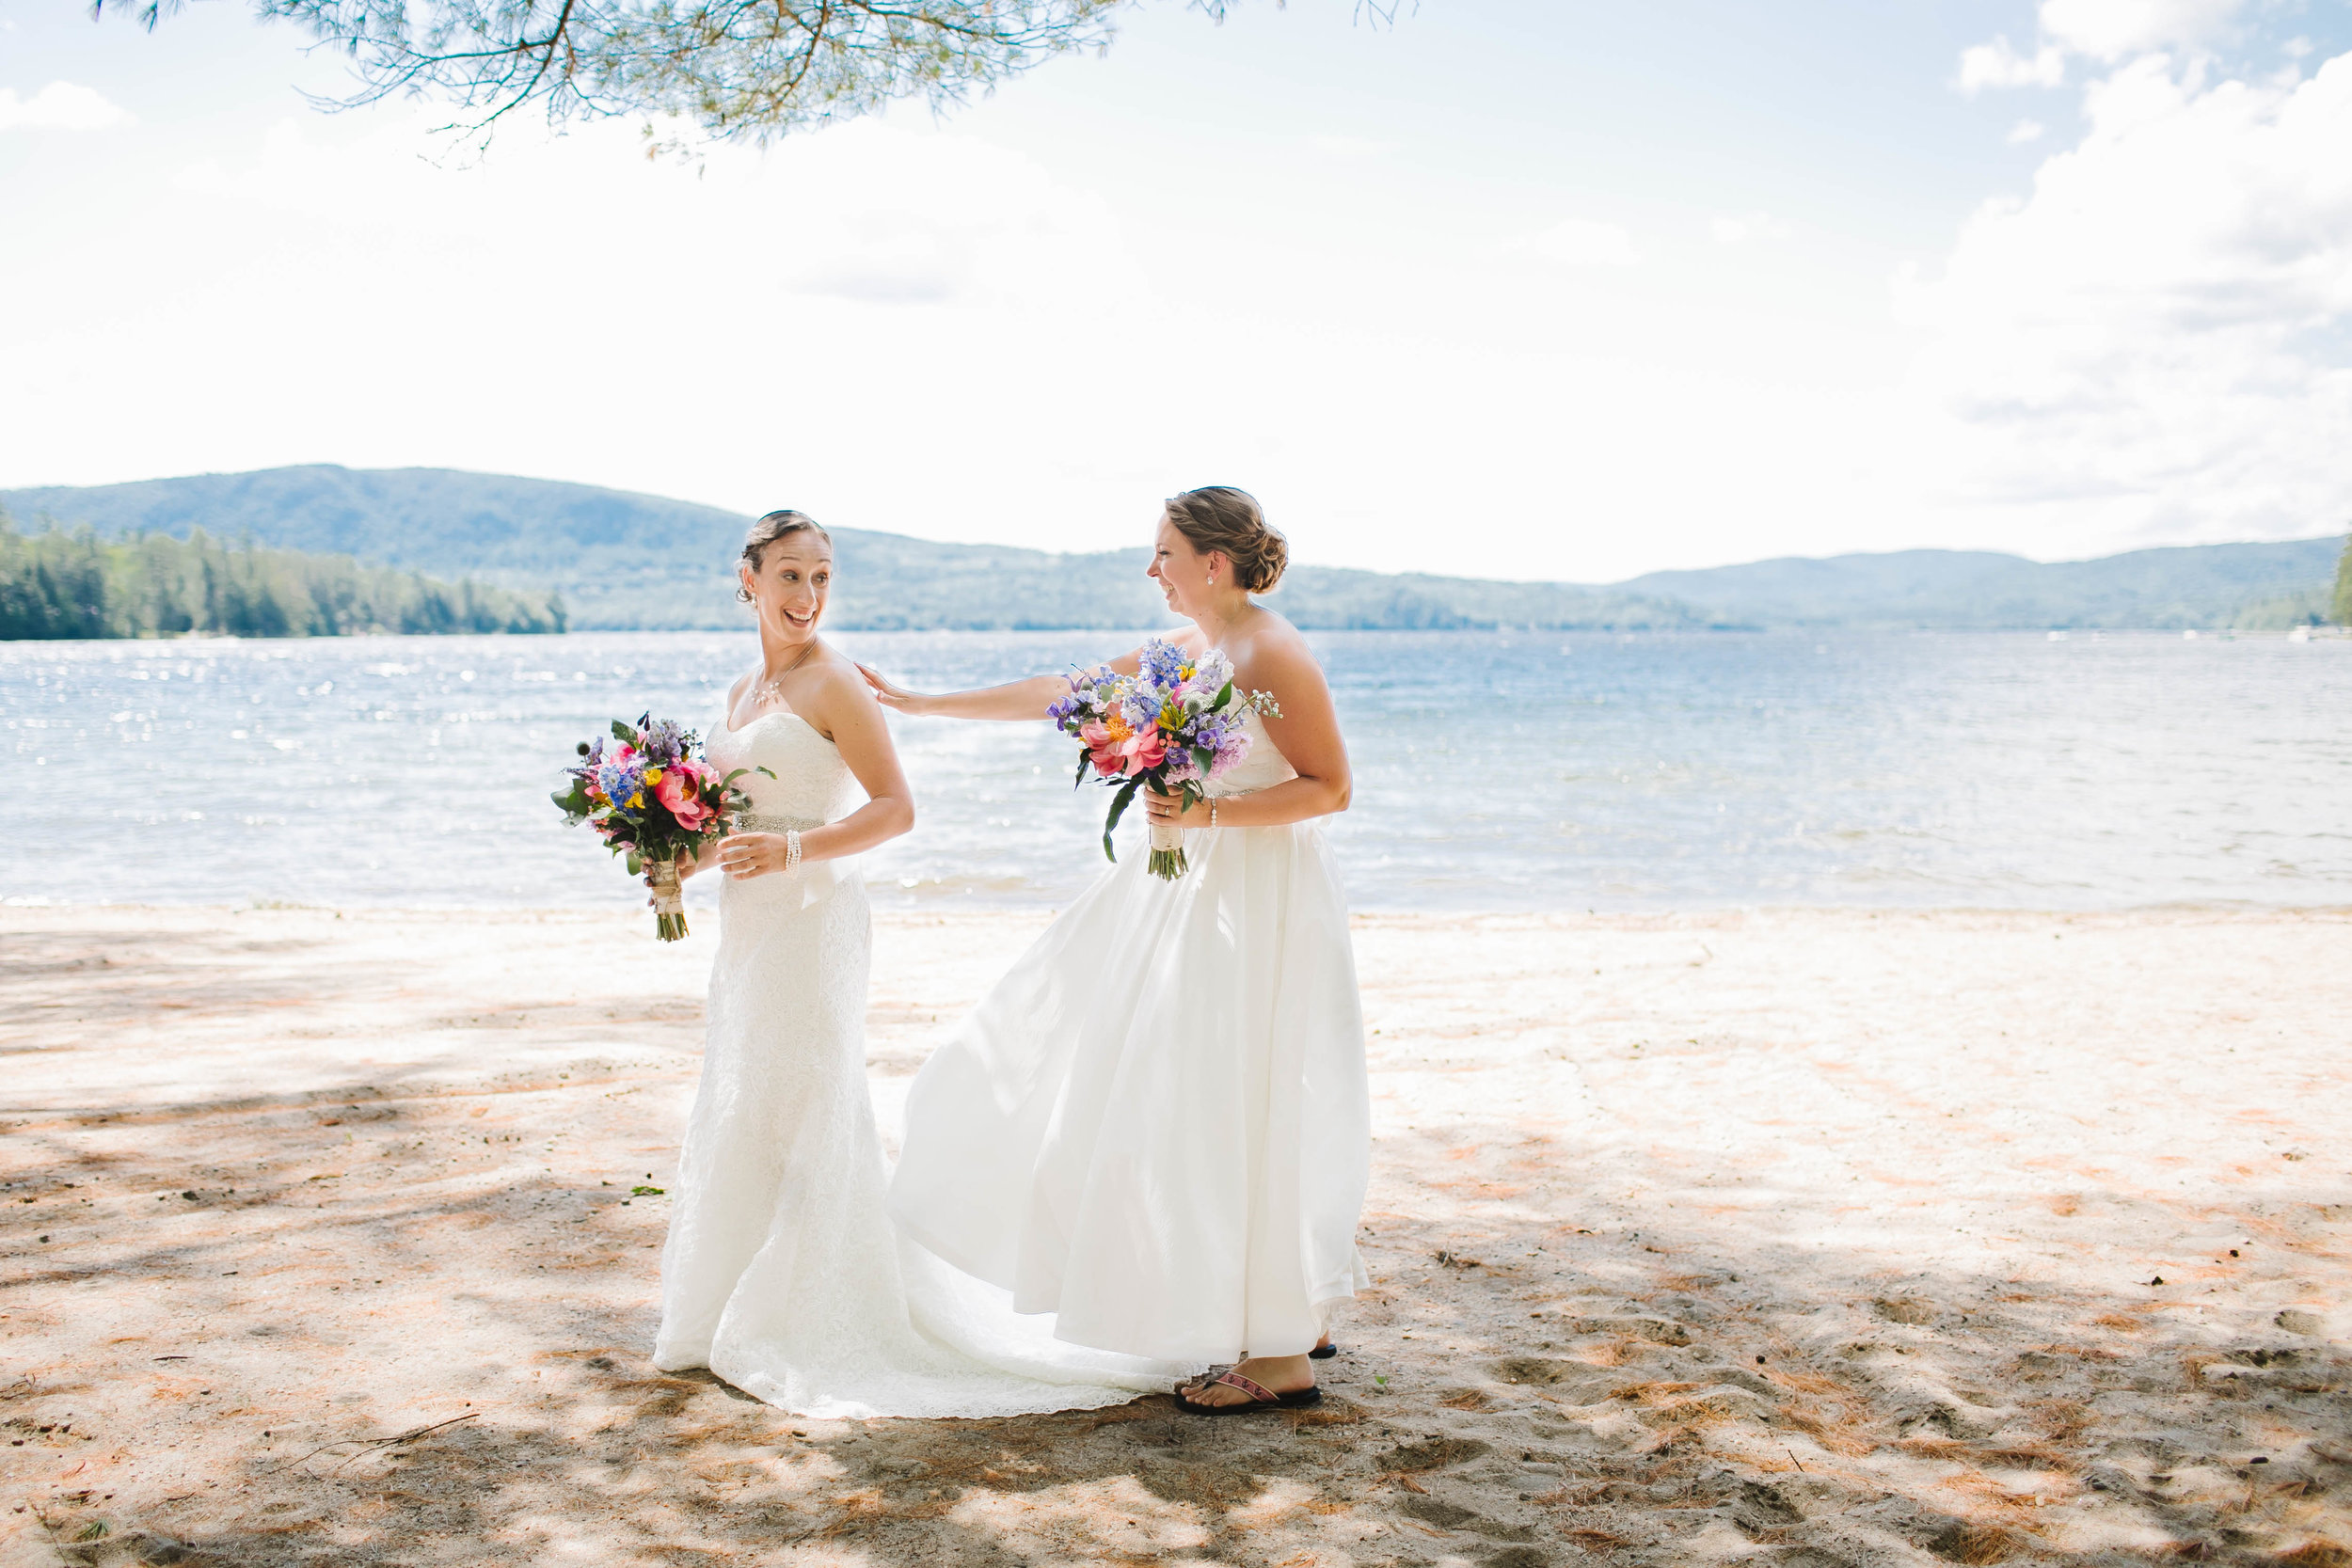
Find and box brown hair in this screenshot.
[1164,486,1288,593]
[737,510,831,601]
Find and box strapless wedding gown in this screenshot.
[651,704,1191,1418]
[890,707,1373,1363]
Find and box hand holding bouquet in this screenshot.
[1049,639,1280,879]
[553,714,756,940]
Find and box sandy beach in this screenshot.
[3,902,2348,1567]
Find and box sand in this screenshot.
[2,902,2348,1568]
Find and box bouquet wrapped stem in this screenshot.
[1147,816,1187,880]
[645,856,686,942]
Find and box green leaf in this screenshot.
[611,719,636,744]
[1192,746,1214,778]
[1073,750,1091,792]
[626,850,642,876]
[1214,678,1233,710]
[1102,778,1140,862]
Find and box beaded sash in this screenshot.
[737,812,822,834]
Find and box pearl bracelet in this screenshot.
[785,829,803,873]
[1208,800,1217,829]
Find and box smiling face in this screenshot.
[1147,510,1223,618]
[739,532,832,644]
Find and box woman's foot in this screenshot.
[1183,1336,1331,1390]
[1178,1353,1314,1411]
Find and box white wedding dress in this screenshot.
[890,707,1373,1364]
[651,702,1192,1418]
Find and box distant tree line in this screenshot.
[0,515,564,640]
[2338,531,2352,627]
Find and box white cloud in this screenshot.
[1710,213,1789,245]
[1960,0,2252,98]
[1308,134,1392,158]
[167,113,1132,311]
[1897,50,2352,554]
[0,82,135,131]
[2007,118,2047,143]
[2038,0,2248,61]
[1958,37,2067,94]
[1531,218,1639,267]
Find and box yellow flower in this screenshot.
[1158,703,1185,731]
[644,768,664,785]
[1104,712,1133,743]
[627,792,644,809]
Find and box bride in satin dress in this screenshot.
[864,486,1373,1415]
[653,511,1191,1418]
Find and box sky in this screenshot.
[2,0,2349,582]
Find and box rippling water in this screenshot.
[4,629,2347,911]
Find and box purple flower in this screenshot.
[646,721,692,766]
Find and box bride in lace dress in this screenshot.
[652,511,1190,1418]
[864,487,1373,1416]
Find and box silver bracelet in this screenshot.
[785,829,803,873]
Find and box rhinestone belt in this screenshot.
[735,812,822,834]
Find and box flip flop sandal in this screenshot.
[1180,1347,1335,1391]
[1178,1370,1323,1417]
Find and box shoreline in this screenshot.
[3,904,2347,1565]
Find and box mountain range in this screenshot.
[3,465,2341,632]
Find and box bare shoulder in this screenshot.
[800,649,885,734]
[1227,607,1325,691]
[719,669,755,725]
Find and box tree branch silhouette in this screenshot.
[88,0,1410,148]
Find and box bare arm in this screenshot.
[1143,633,1351,831]
[858,646,1155,721]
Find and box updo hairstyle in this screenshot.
[736,510,830,602]
[1164,485,1288,594]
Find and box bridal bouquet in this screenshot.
[1049,640,1280,879]
[553,715,755,941]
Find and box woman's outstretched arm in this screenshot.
[859,648,1149,721]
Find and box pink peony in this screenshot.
[654,765,713,831]
[1081,721,1166,777]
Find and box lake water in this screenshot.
[4,630,2348,911]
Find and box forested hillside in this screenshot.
[0,517,564,639]
[4,466,2342,632]
[0,467,1701,631]
[1613,538,2346,629]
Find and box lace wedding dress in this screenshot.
[890,707,1373,1363]
[651,702,1192,1418]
